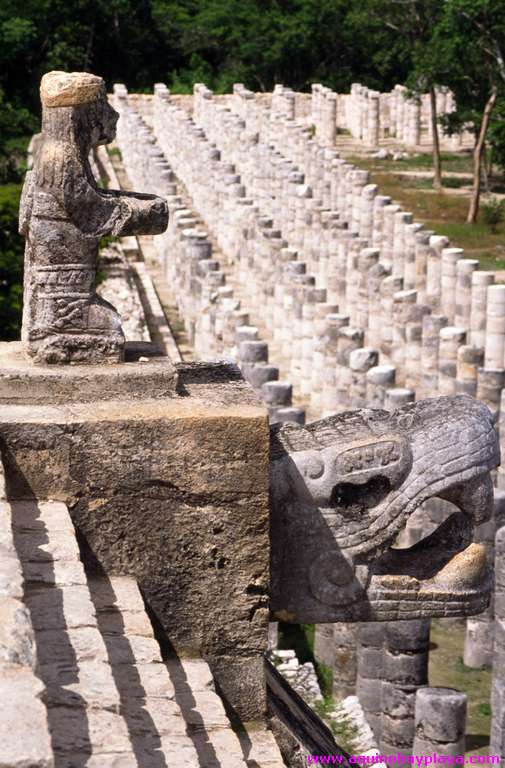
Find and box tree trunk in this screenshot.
[467,86,498,224]
[429,86,442,191]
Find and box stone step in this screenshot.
[1,493,273,766]
[0,476,53,768]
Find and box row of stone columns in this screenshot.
[318,81,473,149]
[188,84,505,425]
[112,83,304,426]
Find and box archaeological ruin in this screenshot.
[1,70,505,767]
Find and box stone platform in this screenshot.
[0,341,270,723]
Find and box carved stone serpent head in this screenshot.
[269,396,499,622]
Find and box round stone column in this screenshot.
[413,688,466,756]
[470,271,495,349]
[485,285,505,368]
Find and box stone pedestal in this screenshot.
[0,342,270,722]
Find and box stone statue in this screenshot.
[19,71,168,364]
[270,395,500,622]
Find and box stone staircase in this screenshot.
[0,463,283,767]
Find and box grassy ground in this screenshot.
[343,153,505,271]
[429,620,492,756]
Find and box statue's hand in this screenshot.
[113,192,169,237]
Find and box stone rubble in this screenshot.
[271,649,323,705]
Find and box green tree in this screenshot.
[0,185,23,340]
[349,0,444,189]
[433,0,505,222]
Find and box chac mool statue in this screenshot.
[19,71,168,364]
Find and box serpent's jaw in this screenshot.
[269,396,499,623]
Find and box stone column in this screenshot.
[384,388,415,410]
[336,327,364,410]
[357,622,385,743]
[392,289,417,386]
[441,248,464,324]
[476,368,505,424]
[464,492,505,668]
[366,365,396,408]
[455,259,480,330]
[427,235,449,311]
[321,314,350,417]
[262,381,293,423]
[382,204,402,266]
[372,195,392,251]
[491,526,505,758]
[413,688,466,756]
[405,304,432,392]
[313,623,358,701]
[414,229,433,305]
[356,247,380,332]
[485,285,505,369]
[498,390,505,492]
[392,211,413,278]
[300,288,327,399]
[470,271,495,349]
[456,345,484,397]
[380,620,430,756]
[359,185,378,242]
[404,223,424,290]
[420,314,448,398]
[368,93,380,146]
[310,301,339,413]
[332,623,358,700]
[349,347,379,408]
[438,326,466,396]
[380,275,404,362]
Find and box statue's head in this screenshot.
[40,71,119,146]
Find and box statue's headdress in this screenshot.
[40,71,105,108]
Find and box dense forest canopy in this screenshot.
[0,0,413,167]
[1,0,505,338]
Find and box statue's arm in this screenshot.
[98,189,169,237]
[59,164,168,236]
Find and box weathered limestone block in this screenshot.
[270,396,498,623]
[19,72,168,365]
[0,668,53,768]
[0,344,270,722]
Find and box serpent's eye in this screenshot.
[298,453,324,480]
